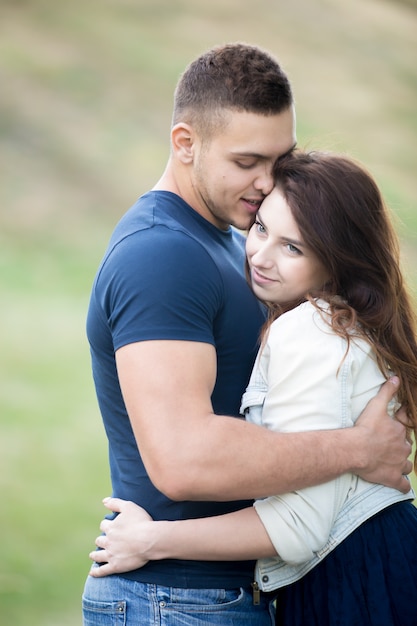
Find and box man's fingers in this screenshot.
[395,406,408,421]
[396,458,413,494]
[397,474,413,494]
[394,406,414,444]
[377,376,400,402]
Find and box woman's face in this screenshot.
[246,187,330,305]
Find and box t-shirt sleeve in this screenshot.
[95,226,222,350]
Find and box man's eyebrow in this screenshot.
[230,151,267,159]
[231,142,297,161]
[280,143,297,159]
[233,142,298,157]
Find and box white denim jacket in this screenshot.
[241,300,414,592]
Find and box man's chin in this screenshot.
[232,216,255,234]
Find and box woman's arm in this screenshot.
[250,304,356,562]
[89,497,277,578]
[90,306,352,577]
[250,302,405,563]
[89,305,411,577]
[89,383,410,577]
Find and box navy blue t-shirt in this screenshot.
[87,191,266,588]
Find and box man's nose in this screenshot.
[254,168,274,196]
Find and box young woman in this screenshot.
[90,150,417,626]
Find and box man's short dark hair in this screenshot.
[172,42,293,138]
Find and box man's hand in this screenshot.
[89,498,154,577]
[354,377,413,493]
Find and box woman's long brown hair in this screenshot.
[262,150,417,470]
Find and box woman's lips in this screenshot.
[251,267,276,285]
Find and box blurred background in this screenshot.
[1,0,416,623]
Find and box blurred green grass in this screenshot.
[1,0,416,623]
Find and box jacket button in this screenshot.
[262,575,269,582]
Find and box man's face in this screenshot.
[190,107,296,231]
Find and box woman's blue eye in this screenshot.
[254,220,266,233]
[287,243,301,254]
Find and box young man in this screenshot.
[82,43,412,625]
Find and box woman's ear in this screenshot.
[171,123,195,164]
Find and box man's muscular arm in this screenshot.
[116,340,412,501]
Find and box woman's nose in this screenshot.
[251,245,274,268]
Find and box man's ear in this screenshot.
[171,123,196,164]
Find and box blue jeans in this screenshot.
[82,571,275,625]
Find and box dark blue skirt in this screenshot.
[274,501,417,626]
